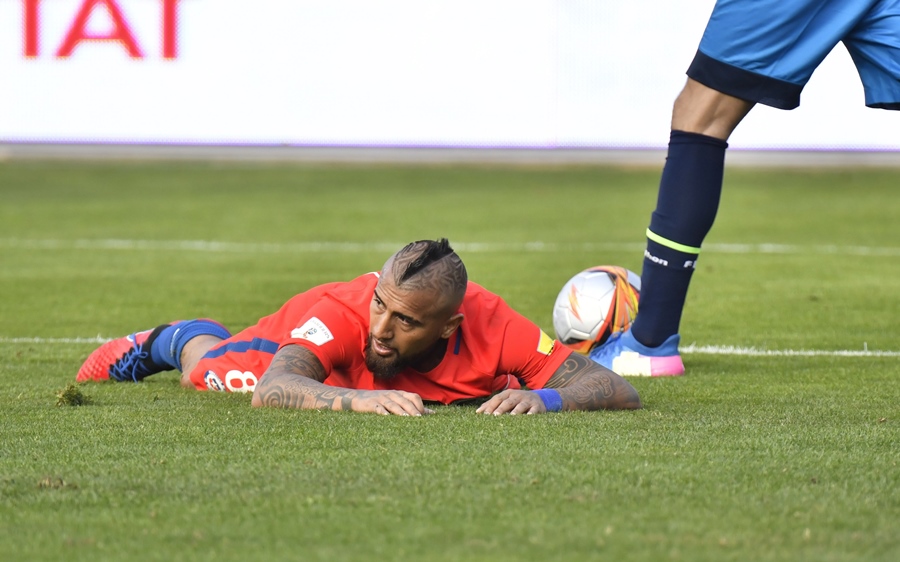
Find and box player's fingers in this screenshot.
[488,391,545,416]
[397,391,428,415]
[475,398,495,415]
[378,399,407,416]
[476,392,508,415]
[381,395,423,417]
[510,400,538,415]
[489,395,520,416]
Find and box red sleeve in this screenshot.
[491,300,572,390]
[278,299,364,375]
[500,310,572,390]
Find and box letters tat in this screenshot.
[22,0,182,59]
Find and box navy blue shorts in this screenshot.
[688,0,900,110]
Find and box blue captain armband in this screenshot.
[533,389,563,412]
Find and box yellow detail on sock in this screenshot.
[646,229,702,254]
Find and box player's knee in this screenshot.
[179,334,225,375]
[671,79,751,139]
[180,371,198,389]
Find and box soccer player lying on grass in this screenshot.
[77,239,641,415]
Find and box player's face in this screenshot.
[366,278,460,379]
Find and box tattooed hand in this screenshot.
[250,344,432,415]
[476,389,547,415]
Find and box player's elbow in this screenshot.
[249,374,292,408]
[614,385,642,410]
[606,375,642,410]
[250,378,272,408]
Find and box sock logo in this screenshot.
[644,249,669,267]
[683,260,697,269]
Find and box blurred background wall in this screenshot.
[2,0,898,151]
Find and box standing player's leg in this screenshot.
[633,81,751,341]
[590,0,859,376]
[590,81,751,377]
[76,319,232,383]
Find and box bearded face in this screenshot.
[365,270,463,380]
[364,334,414,379]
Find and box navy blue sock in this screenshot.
[632,241,698,348]
[149,319,232,371]
[631,130,728,348]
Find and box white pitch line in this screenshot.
[1,337,897,357]
[0,238,616,254]
[680,344,900,358]
[3,238,900,257]
[0,336,112,344]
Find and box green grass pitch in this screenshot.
[1,160,898,561]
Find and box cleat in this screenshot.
[589,329,684,377]
[76,329,162,383]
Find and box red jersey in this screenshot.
[189,273,571,403]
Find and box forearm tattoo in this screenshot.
[543,352,641,410]
[254,345,361,410]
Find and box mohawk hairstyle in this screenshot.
[390,239,468,305]
[397,238,454,282]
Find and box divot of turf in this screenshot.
[55,383,91,406]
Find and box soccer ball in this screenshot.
[552,265,641,354]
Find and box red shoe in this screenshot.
[76,329,160,382]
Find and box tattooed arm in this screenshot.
[543,352,641,410]
[251,344,431,416]
[476,352,641,415]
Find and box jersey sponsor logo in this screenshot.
[225,370,258,393]
[537,330,555,356]
[204,370,225,392]
[290,317,334,346]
